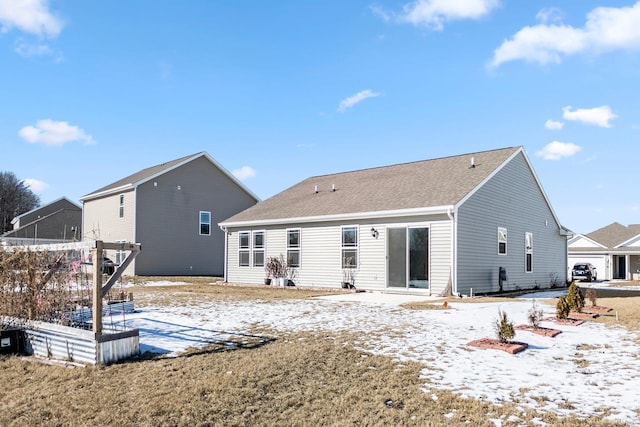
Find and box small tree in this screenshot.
[495,309,515,343]
[566,281,584,313]
[527,299,544,329]
[556,295,570,319]
[585,288,597,307]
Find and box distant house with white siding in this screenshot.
[568,222,640,281]
[219,146,568,295]
[81,152,259,276]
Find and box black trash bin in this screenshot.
[0,329,24,355]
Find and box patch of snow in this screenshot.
[108,288,640,424]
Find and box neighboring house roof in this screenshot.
[80,152,260,202]
[580,222,640,249]
[221,146,555,227]
[10,196,80,227]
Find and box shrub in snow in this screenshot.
[566,281,584,313]
[527,299,544,329]
[556,296,570,319]
[495,310,515,343]
[585,288,597,307]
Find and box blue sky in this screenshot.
[1,0,639,234]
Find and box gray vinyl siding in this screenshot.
[456,152,566,295]
[226,215,452,294]
[134,155,257,276]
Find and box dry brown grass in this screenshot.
[0,331,626,427]
[0,281,634,426]
[590,297,640,333]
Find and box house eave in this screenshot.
[80,184,134,202]
[219,205,455,229]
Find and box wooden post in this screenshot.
[92,241,103,335]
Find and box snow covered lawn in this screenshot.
[109,287,640,424]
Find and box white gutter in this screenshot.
[447,207,458,296]
[220,224,228,283]
[80,184,133,202]
[219,205,455,228]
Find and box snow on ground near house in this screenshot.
[107,288,640,424]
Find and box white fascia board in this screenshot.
[80,184,134,201]
[135,152,261,203]
[455,147,563,229]
[219,205,454,229]
[568,234,607,249]
[616,233,640,249]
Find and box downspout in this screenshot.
[447,207,457,296]
[220,225,228,283]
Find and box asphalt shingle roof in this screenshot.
[222,146,521,224]
[586,222,640,248]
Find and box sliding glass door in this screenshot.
[387,227,429,289]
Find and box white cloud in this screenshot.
[489,2,640,68]
[232,166,256,181]
[545,119,564,130]
[536,7,563,25]
[536,141,582,160]
[23,178,48,193]
[14,38,62,61]
[562,105,617,128]
[398,0,500,30]
[0,0,64,37]
[18,119,95,146]
[337,89,380,113]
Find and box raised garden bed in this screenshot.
[581,305,612,314]
[467,338,528,354]
[569,311,599,320]
[544,317,585,326]
[514,324,562,337]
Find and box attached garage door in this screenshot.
[568,255,607,281]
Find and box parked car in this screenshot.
[571,263,597,282]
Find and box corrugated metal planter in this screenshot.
[23,321,139,365]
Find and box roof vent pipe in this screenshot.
[314,185,318,194]
[332,184,336,192]
[470,157,475,168]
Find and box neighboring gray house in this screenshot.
[1,197,81,244]
[219,146,568,295]
[81,152,259,276]
[568,222,640,281]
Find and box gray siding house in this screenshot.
[81,152,259,276]
[219,147,568,295]
[1,197,81,244]
[568,223,640,281]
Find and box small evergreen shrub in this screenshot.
[566,281,584,313]
[527,299,544,329]
[556,295,570,319]
[585,288,597,307]
[495,310,515,343]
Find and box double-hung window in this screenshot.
[239,232,250,267]
[287,229,300,268]
[200,211,211,236]
[119,194,125,219]
[498,227,507,255]
[253,231,265,267]
[341,226,358,268]
[525,232,533,273]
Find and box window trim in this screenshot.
[341,225,359,269]
[199,211,212,236]
[525,232,533,273]
[119,194,125,219]
[286,228,301,268]
[238,231,250,267]
[498,227,507,255]
[252,230,266,268]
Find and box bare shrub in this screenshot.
[585,288,597,307]
[0,248,73,328]
[527,299,544,329]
